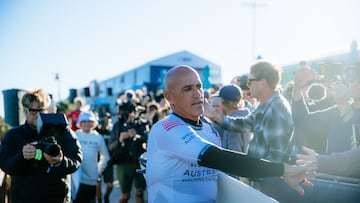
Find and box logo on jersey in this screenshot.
[162,120,184,131]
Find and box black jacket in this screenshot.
[109,118,148,165]
[0,122,82,203]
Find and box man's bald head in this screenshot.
[164,65,199,92]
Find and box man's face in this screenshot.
[242,89,251,101]
[79,120,96,133]
[248,74,262,100]
[25,102,47,129]
[166,69,204,121]
[211,96,222,114]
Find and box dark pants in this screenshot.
[74,183,96,203]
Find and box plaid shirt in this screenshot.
[221,90,294,163]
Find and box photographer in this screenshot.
[109,101,149,203]
[0,89,82,203]
[292,63,357,154]
[292,65,338,154]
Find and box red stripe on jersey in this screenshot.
[162,121,183,131]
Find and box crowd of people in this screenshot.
[0,59,359,203]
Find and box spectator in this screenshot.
[231,75,258,111]
[209,95,223,143]
[217,84,252,154]
[109,102,148,203]
[67,96,85,132]
[0,89,82,203]
[292,65,337,154]
[146,65,312,203]
[74,111,110,203]
[292,64,358,154]
[95,112,114,203]
[143,101,161,126]
[205,61,300,202]
[210,95,222,114]
[295,63,360,203]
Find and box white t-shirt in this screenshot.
[146,113,221,203]
[75,130,110,186]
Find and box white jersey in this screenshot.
[146,113,221,203]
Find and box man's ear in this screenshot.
[164,91,172,103]
[23,108,27,115]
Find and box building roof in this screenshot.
[146,50,221,68]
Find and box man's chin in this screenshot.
[193,106,204,115]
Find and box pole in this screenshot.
[55,73,61,101]
[242,0,267,60]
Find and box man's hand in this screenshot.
[296,146,319,175]
[296,146,318,166]
[22,142,37,160]
[43,150,63,166]
[282,163,315,196]
[203,99,222,124]
[119,131,129,143]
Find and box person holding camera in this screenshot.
[292,65,337,154]
[108,101,148,203]
[292,64,359,154]
[0,89,82,203]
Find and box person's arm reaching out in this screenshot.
[199,145,313,195]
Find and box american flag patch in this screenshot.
[162,120,184,131]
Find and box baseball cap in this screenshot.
[77,111,98,127]
[219,85,243,102]
[239,75,250,90]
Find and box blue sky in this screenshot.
[0,0,359,117]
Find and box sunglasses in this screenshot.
[26,108,46,115]
[247,78,261,86]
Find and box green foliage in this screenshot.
[0,117,11,141]
[56,100,71,114]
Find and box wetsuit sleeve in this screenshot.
[198,145,284,178]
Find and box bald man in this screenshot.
[145,65,312,203]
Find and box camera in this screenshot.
[36,113,68,157]
[300,61,350,114]
[37,136,61,157]
[118,102,146,121]
[301,79,336,114]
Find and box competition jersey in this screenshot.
[146,113,221,203]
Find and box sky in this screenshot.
[0,0,359,117]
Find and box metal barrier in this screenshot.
[299,174,360,203]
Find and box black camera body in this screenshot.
[37,136,61,157]
[36,113,68,157]
[301,79,337,114]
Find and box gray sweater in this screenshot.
[318,147,360,178]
